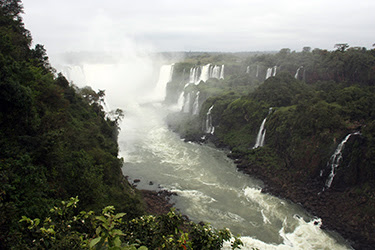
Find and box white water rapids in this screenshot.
[119,104,350,250]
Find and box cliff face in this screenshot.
[167,73,375,249]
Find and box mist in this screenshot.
[53,49,167,109]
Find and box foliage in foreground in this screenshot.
[19,197,243,250]
[0,1,146,247]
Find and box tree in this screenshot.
[303,47,311,53]
[109,108,124,124]
[31,44,50,69]
[0,0,24,20]
[334,43,349,52]
[56,73,69,88]
[279,48,291,56]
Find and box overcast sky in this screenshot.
[22,0,375,54]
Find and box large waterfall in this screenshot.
[154,64,174,101]
[323,131,360,190]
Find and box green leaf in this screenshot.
[96,215,107,223]
[89,237,102,248]
[34,218,40,226]
[112,229,124,236]
[114,213,126,220]
[113,236,121,247]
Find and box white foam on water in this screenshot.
[223,215,350,250]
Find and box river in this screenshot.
[119,103,351,250]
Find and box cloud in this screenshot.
[22,0,375,53]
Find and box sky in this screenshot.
[21,0,375,55]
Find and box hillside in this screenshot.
[0,0,147,246]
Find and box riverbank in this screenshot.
[227,151,375,250]
[168,112,374,249]
[140,189,176,215]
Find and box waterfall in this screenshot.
[177,83,191,112]
[212,65,221,79]
[192,91,200,115]
[188,64,224,85]
[256,65,259,78]
[253,119,267,149]
[60,65,87,86]
[199,64,211,82]
[177,92,185,111]
[265,68,273,80]
[253,108,272,149]
[205,105,215,134]
[182,92,191,113]
[295,66,303,79]
[272,66,277,76]
[189,68,196,83]
[324,131,360,189]
[246,66,250,74]
[220,65,224,79]
[154,64,174,101]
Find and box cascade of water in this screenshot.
[189,68,196,83]
[324,131,360,189]
[192,91,200,115]
[177,92,185,111]
[246,66,250,74]
[295,66,303,79]
[61,65,87,86]
[199,64,211,82]
[265,68,273,80]
[182,92,191,113]
[176,83,191,112]
[256,65,259,78]
[205,105,215,134]
[253,118,267,149]
[188,64,223,85]
[212,65,221,79]
[272,66,277,76]
[253,108,272,149]
[154,64,174,101]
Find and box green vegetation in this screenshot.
[0,1,144,247]
[19,197,242,249]
[0,1,244,248]
[167,43,375,247]
[168,46,375,184]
